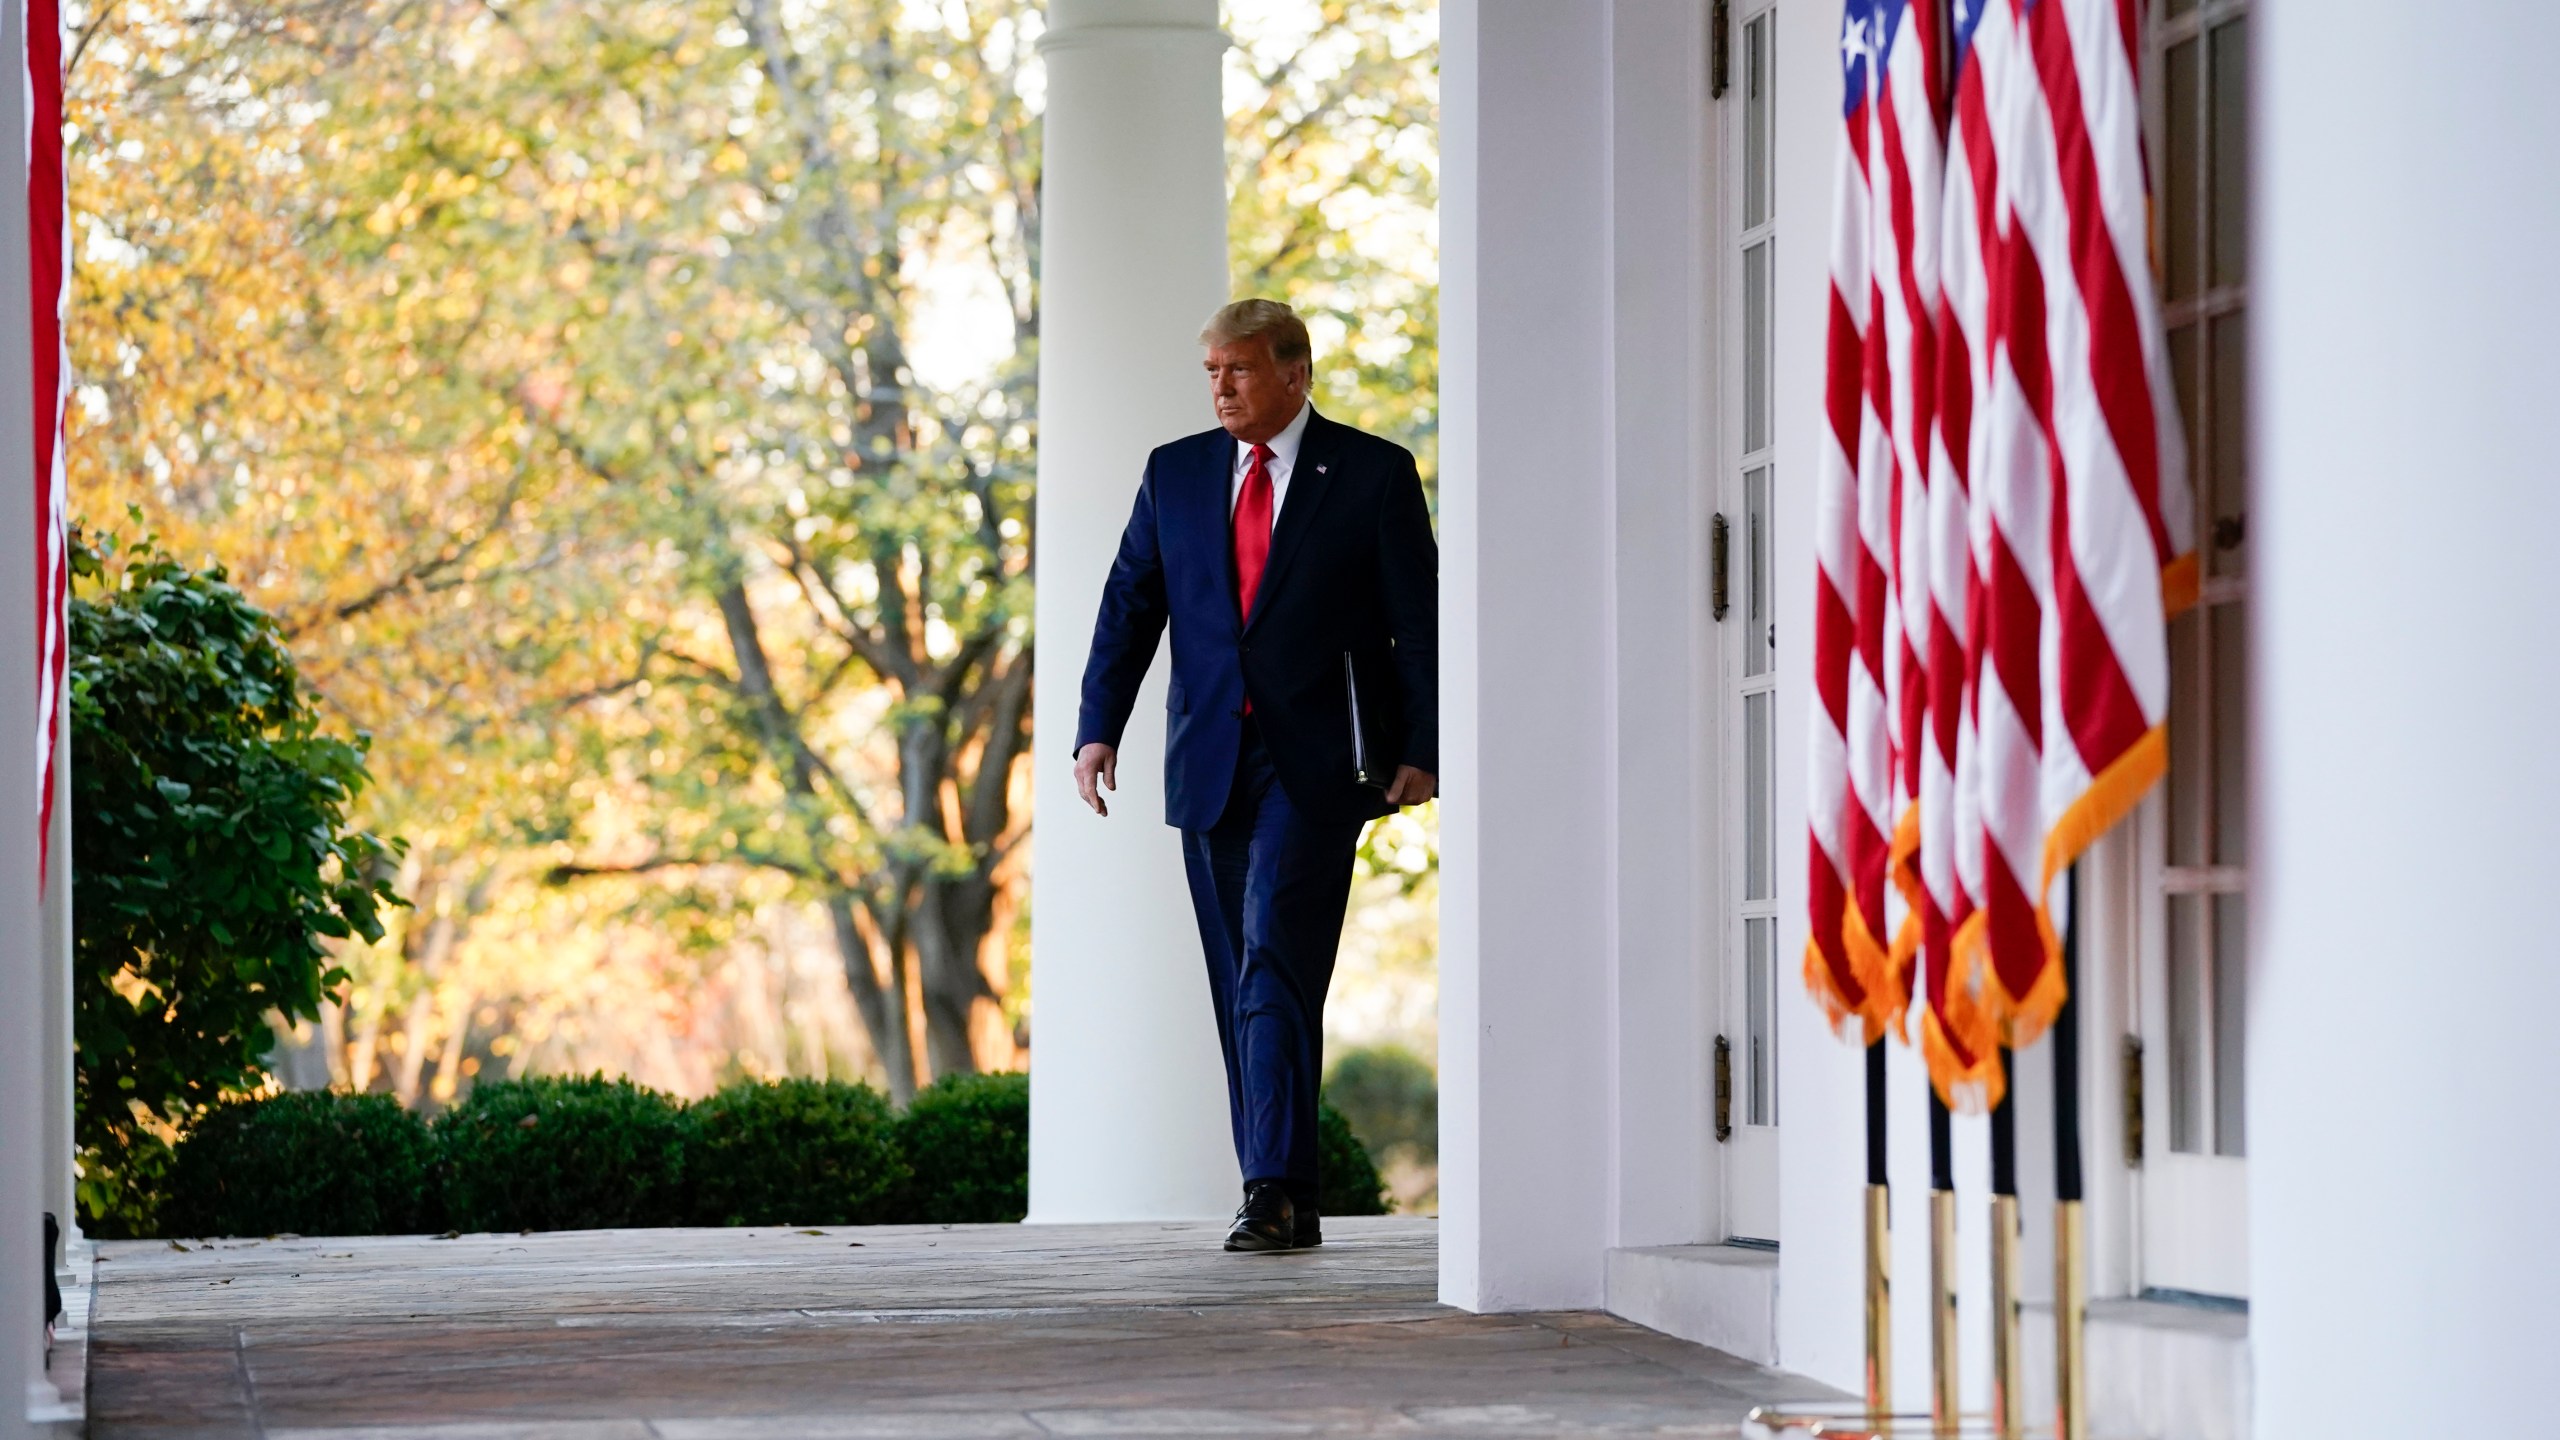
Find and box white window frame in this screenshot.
[2130,0,2252,1302]
[1718,0,1784,1246]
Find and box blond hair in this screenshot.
[1199,298,1313,368]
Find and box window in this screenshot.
[2130,0,2253,1304]
[2157,0,2249,1162]
[1736,6,1780,1133]
[1721,2,1783,1240]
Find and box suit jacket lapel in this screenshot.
[1193,430,1242,637]
[1244,410,1340,632]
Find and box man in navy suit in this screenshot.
[1073,299,1437,1252]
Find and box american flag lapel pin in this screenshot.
[1317,463,1328,474]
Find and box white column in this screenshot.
[1438,0,1615,1312]
[1025,0,1236,1222]
[0,0,52,1423]
[2253,7,2560,1437]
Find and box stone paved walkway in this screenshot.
[88,1218,1841,1439]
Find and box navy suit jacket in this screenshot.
[1074,410,1439,831]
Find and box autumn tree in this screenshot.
[429,0,1045,1096]
[65,0,1440,1105]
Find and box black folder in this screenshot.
[1344,651,1393,790]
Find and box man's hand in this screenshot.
[1384,765,1437,808]
[1075,743,1119,816]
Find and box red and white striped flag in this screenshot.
[1880,0,1948,1018]
[1820,0,2196,1101]
[30,0,67,874]
[1942,0,2197,1092]
[1809,0,1943,1040]
[1916,0,2005,1104]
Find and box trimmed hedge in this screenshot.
[164,1090,439,1238]
[895,1071,1030,1223]
[438,1075,690,1232]
[1323,1045,1437,1165]
[1315,1101,1390,1218]
[156,1070,1399,1237]
[690,1077,907,1226]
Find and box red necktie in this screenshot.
[1234,443,1274,715]
[1234,442,1275,619]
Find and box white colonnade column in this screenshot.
[1436,0,1616,1311]
[1025,0,1237,1222]
[2253,6,2560,1436]
[0,0,52,1423]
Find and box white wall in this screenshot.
[1767,0,1864,1396]
[2252,5,2560,1435]
[1438,0,1617,1312]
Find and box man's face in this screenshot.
[1205,338,1308,444]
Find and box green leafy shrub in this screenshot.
[1323,1045,1437,1166]
[686,1079,908,1226]
[437,1075,686,1232]
[896,1070,1029,1222]
[1315,1101,1390,1217]
[162,1091,438,1238]
[69,527,403,1238]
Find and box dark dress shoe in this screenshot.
[1224,1181,1295,1252]
[1294,1208,1322,1248]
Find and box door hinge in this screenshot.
[1711,512,1731,621]
[1710,0,1733,99]
[2122,1034,2146,1168]
[1714,1034,1734,1141]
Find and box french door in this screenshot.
[1719,0,1782,1245]
[2131,0,2251,1301]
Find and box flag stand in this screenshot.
[1987,1046,2023,1438]
[1928,1091,1958,1432]
[1865,1036,1892,1416]
[2052,869,2088,1440]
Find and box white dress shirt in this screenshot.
[1229,401,1314,528]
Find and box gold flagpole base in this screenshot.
[1989,1194,2024,1439]
[2055,1198,2088,1440]
[1930,1188,1959,1433]
[1865,1182,1893,1417]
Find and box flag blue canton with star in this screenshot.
[1839,0,1912,115]
[1950,0,1986,63]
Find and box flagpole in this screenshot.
[1987,1046,2023,1439]
[1866,1035,1892,1417]
[1928,1089,1958,1432]
[2053,867,2089,1440]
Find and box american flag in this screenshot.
[1816,0,2196,1104]
[1809,0,1944,1041]
[31,0,68,877]
[1918,0,2000,1103]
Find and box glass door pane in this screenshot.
[1746,916,1777,1125]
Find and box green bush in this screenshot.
[161,1091,437,1238]
[68,528,403,1237]
[687,1079,908,1226]
[896,1070,1029,1223]
[145,1069,1061,1236]
[1315,1101,1390,1217]
[1323,1044,1437,1165]
[437,1075,687,1232]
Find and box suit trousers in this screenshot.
[1181,721,1365,1208]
